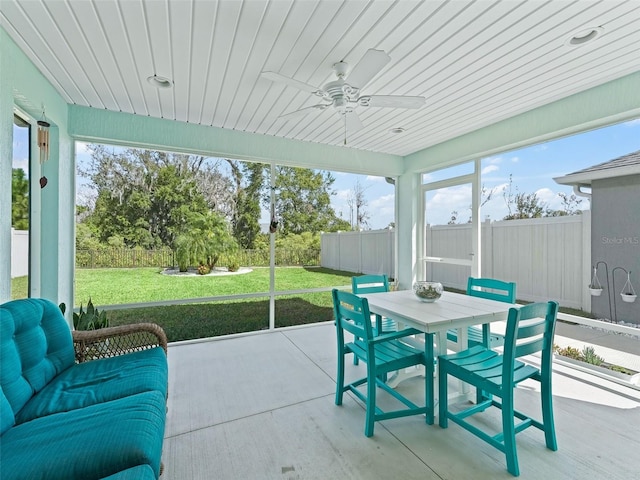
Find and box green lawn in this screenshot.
[11,267,352,342]
[11,267,596,343]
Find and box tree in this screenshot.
[89,164,210,248]
[272,166,350,235]
[174,211,238,271]
[547,192,583,217]
[12,168,29,229]
[80,145,235,248]
[232,162,265,248]
[346,179,370,230]
[502,174,547,220]
[503,192,546,220]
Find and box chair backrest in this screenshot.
[467,277,516,304]
[352,274,390,295]
[332,289,375,343]
[502,301,558,386]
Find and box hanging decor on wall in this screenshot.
[37,108,50,164]
[37,106,51,189]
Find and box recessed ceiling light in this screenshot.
[566,26,604,47]
[390,127,406,134]
[146,75,173,88]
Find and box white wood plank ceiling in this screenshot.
[2,0,640,157]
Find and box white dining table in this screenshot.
[359,289,518,424]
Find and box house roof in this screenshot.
[554,149,640,186]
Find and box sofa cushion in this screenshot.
[1,386,15,435]
[100,464,156,480]
[0,299,75,417]
[0,390,166,480]
[16,346,168,424]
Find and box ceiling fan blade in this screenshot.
[280,104,330,121]
[344,110,364,132]
[346,49,391,90]
[359,95,426,109]
[261,71,320,94]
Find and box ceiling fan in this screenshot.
[261,49,425,136]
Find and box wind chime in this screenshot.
[37,107,50,188]
[269,202,278,234]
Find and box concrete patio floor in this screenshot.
[162,322,640,480]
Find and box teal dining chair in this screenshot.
[351,274,396,334]
[438,301,559,477]
[447,277,516,349]
[333,289,429,437]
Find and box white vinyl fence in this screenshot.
[321,229,395,279]
[321,213,591,310]
[11,229,29,278]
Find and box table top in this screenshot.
[359,290,517,334]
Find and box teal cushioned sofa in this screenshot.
[0,298,168,480]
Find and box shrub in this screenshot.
[72,298,109,330]
[197,264,211,275]
[553,344,581,360]
[581,346,604,366]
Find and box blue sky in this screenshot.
[330,117,640,227]
[13,117,640,229]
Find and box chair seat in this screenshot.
[440,345,539,395]
[348,338,424,372]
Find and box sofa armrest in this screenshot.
[72,323,167,363]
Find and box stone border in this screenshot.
[161,267,252,277]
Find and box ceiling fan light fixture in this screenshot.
[390,127,405,134]
[147,75,173,88]
[566,26,604,46]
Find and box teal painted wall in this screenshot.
[1,28,75,309]
[68,105,403,177]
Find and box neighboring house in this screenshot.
[555,150,640,323]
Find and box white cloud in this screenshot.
[535,187,563,210]
[75,142,93,154]
[624,118,640,126]
[481,165,499,175]
[369,193,395,221]
[12,157,29,171]
[365,175,385,182]
[334,188,351,200]
[485,156,503,164]
[510,156,520,163]
[370,193,394,209]
[426,185,472,224]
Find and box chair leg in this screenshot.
[426,333,435,425]
[541,376,558,451]
[438,363,448,428]
[365,366,377,437]
[502,393,520,477]
[335,349,345,406]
